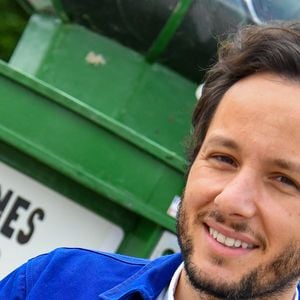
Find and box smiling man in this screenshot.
[176,73,300,300]
[174,21,300,300]
[1,22,300,300]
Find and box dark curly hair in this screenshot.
[188,21,300,169]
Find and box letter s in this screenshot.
[17,208,45,244]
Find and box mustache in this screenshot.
[208,210,249,232]
[195,209,267,250]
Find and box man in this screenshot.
[1,21,300,299]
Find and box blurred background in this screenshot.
[0,0,28,61]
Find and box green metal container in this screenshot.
[0,0,203,277]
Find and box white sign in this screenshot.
[0,162,124,279]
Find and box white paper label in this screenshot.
[0,162,124,279]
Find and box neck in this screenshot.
[174,269,298,300]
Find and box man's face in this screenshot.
[177,73,300,299]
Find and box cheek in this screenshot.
[259,200,300,247]
[278,209,300,238]
[185,167,229,208]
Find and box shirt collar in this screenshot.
[165,263,183,300]
[294,285,299,300]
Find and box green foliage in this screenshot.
[0,0,29,61]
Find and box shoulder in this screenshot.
[27,247,181,270]
[0,247,149,299]
[0,248,182,299]
[27,248,182,284]
[26,247,151,283]
[30,247,150,267]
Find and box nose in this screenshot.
[214,169,258,219]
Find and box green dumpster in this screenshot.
[0,0,198,277]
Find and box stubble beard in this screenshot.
[176,201,300,299]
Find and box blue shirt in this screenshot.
[0,248,182,299]
[0,247,299,299]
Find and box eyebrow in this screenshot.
[270,158,300,175]
[202,135,240,152]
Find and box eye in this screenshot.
[276,175,299,190]
[212,155,236,166]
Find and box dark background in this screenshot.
[0,0,28,61]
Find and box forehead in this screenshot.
[219,73,300,118]
[205,73,300,153]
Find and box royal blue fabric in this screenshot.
[0,247,299,299]
[0,248,182,300]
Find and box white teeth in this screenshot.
[234,239,242,247]
[224,237,235,247]
[242,242,248,249]
[209,227,254,249]
[217,233,225,243]
[213,230,218,239]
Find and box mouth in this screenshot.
[206,224,258,250]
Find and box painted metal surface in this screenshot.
[0,140,162,258]
[1,4,200,258]
[0,60,186,232]
[10,15,196,164]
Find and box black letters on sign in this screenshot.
[1,196,30,238]
[0,187,13,218]
[0,184,46,245]
[17,208,45,244]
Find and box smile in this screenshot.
[209,227,255,249]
